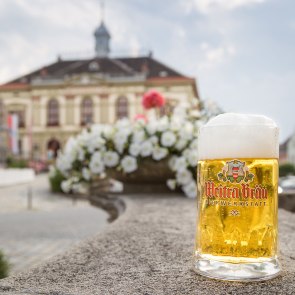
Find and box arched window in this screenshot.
[47,99,59,126]
[12,110,25,128]
[81,98,93,125]
[116,96,129,119]
[47,138,61,159]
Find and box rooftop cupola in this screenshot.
[94,1,111,57]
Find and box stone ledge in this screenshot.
[0,195,295,295]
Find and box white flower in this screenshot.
[64,137,77,154]
[186,150,198,167]
[152,146,168,161]
[176,169,193,185]
[82,167,91,181]
[140,140,153,157]
[103,151,120,167]
[174,156,188,172]
[157,116,169,132]
[56,153,74,174]
[167,179,177,190]
[89,152,105,174]
[183,181,197,198]
[89,161,104,174]
[76,131,88,147]
[173,105,188,118]
[78,148,85,161]
[114,131,129,147]
[102,125,114,139]
[129,143,141,157]
[168,156,178,171]
[71,176,79,182]
[61,179,72,193]
[170,118,182,131]
[115,118,130,129]
[134,118,146,126]
[87,136,106,153]
[121,156,137,173]
[175,139,188,151]
[115,142,125,154]
[149,135,158,145]
[91,151,102,161]
[183,148,190,159]
[195,120,204,129]
[146,121,157,135]
[90,124,104,134]
[161,131,176,147]
[180,122,194,141]
[132,130,145,143]
[190,138,198,150]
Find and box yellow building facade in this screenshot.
[0,22,199,159]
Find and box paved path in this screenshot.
[0,174,108,274]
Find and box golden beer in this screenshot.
[194,114,281,281]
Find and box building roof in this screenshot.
[4,56,192,85]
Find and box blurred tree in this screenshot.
[279,163,295,177]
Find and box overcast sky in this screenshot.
[0,0,294,142]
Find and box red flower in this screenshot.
[142,90,165,110]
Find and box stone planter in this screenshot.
[107,158,174,184]
[107,158,176,194]
[90,158,177,195]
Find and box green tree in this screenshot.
[0,250,9,279]
[279,163,295,177]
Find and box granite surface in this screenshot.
[0,195,294,295]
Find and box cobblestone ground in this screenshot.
[0,174,108,274]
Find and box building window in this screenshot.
[47,99,59,126]
[116,96,129,119]
[12,110,25,128]
[81,98,93,125]
[47,138,61,159]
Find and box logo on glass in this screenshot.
[217,160,254,183]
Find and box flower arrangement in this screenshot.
[50,94,219,198]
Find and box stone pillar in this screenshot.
[74,96,82,126]
[93,95,100,124]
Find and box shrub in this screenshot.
[279,163,295,177]
[49,168,66,193]
[0,250,9,279]
[6,156,28,168]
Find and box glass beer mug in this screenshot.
[194,113,281,281]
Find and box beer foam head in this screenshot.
[198,113,279,160]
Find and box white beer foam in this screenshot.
[198,113,279,160]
